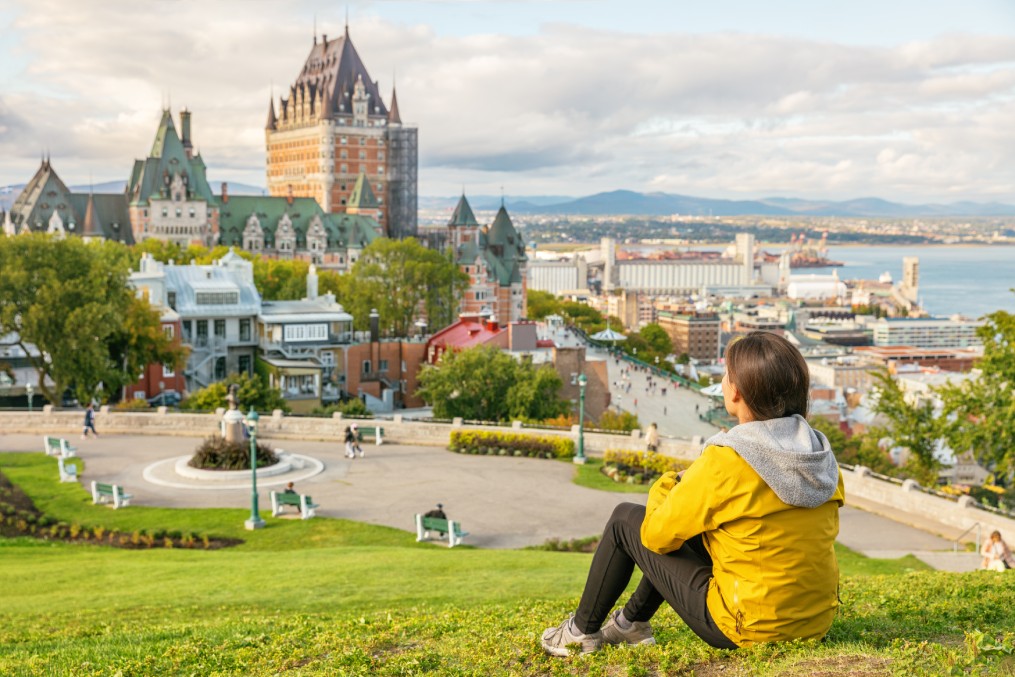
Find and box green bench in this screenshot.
[58,457,78,483]
[43,435,76,458]
[91,481,133,509]
[270,490,319,519]
[357,426,384,445]
[415,514,468,548]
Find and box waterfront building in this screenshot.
[265,26,418,239]
[870,317,984,349]
[785,271,847,301]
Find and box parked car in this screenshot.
[147,390,182,407]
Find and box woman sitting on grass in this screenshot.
[542,331,844,656]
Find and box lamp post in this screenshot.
[244,408,265,530]
[574,373,587,465]
[25,383,33,414]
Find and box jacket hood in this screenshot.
[705,414,839,508]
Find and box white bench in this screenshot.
[58,457,78,483]
[415,514,469,548]
[270,490,319,519]
[91,481,133,509]
[44,435,76,458]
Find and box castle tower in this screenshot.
[265,26,418,239]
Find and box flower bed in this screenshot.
[189,435,278,470]
[0,471,240,549]
[601,449,690,485]
[449,430,574,459]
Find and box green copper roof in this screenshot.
[455,204,526,287]
[347,172,379,210]
[127,109,215,206]
[217,195,381,250]
[448,194,478,227]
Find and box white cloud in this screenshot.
[0,0,1013,204]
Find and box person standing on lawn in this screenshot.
[541,331,844,655]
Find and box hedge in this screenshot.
[601,449,691,485]
[449,430,574,459]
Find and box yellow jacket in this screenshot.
[642,444,845,646]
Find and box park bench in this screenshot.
[58,457,78,483]
[270,490,319,519]
[43,435,76,458]
[90,481,133,509]
[415,514,469,548]
[357,426,384,445]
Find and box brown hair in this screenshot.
[724,332,809,421]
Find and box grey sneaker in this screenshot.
[541,615,602,657]
[600,609,656,646]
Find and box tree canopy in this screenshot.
[335,238,468,336]
[179,370,289,414]
[416,345,570,422]
[938,303,1015,482]
[0,234,184,404]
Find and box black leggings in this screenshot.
[573,502,737,650]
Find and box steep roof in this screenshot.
[127,109,215,205]
[287,27,388,121]
[7,160,133,243]
[9,159,79,230]
[448,194,478,227]
[455,205,527,287]
[265,98,277,130]
[388,85,402,124]
[347,172,379,210]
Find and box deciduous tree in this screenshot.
[938,303,1015,482]
[0,234,183,405]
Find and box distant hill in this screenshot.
[427,191,1015,217]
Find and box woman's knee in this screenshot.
[605,502,646,538]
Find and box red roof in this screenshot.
[426,317,506,363]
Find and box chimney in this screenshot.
[306,264,318,300]
[322,34,327,45]
[221,182,229,204]
[180,109,193,159]
[287,184,294,205]
[369,308,380,343]
[486,316,499,332]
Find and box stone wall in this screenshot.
[0,408,700,459]
[843,464,1015,541]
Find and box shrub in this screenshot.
[188,436,279,471]
[596,410,641,432]
[449,430,574,459]
[602,449,690,485]
[113,398,152,411]
[312,398,372,417]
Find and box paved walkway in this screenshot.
[0,431,982,569]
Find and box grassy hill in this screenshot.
[1,452,1013,676]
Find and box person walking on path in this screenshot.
[343,424,358,459]
[541,331,844,656]
[81,403,99,439]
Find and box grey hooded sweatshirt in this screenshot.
[704,414,839,509]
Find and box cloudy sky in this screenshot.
[2,0,1015,203]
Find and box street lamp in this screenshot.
[574,373,588,465]
[244,408,265,530]
[25,383,33,414]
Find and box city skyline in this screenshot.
[2,0,1014,203]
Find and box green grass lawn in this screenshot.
[1,452,1013,676]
